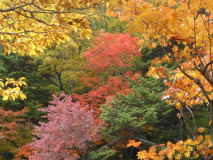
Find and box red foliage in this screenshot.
[83,32,141,72]
[79,73,101,88]
[73,76,129,114]
[76,32,141,114]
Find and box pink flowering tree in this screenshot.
[30,93,98,160]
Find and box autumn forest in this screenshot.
[0,0,212,160]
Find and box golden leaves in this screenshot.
[162,55,172,63]
[137,134,213,160]
[137,146,161,160]
[163,62,213,108]
[147,67,168,79]
[0,77,27,101]
[118,0,213,111]
[105,0,126,9]
[0,0,98,56]
[137,151,145,160]
[168,0,177,6]
[121,0,212,58]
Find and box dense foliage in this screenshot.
[29,93,98,160]
[0,0,212,160]
[101,76,177,143]
[83,32,140,73]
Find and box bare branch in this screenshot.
[0,2,32,12]
[14,10,57,27]
[0,31,47,35]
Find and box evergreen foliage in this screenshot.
[101,76,178,143]
[0,53,52,124]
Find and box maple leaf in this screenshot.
[126,139,142,148]
[137,151,146,160]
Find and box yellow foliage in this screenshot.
[112,0,213,111]
[0,0,105,101]
[0,77,27,101]
[0,0,104,56]
[137,134,213,160]
[146,66,168,79]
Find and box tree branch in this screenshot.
[0,3,32,12]
[0,31,47,35]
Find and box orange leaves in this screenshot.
[137,134,213,160]
[137,151,148,160]
[14,145,34,160]
[175,102,183,110]
[128,0,213,112]
[137,151,145,160]
[196,135,213,157]
[69,150,79,157]
[137,146,161,160]
[161,55,172,63]
[0,107,29,141]
[163,65,212,108]
[126,139,142,148]
[120,0,213,65]
[170,35,192,43]
[151,57,161,66]
[146,55,172,80]
[168,0,177,6]
[147,67,168,79]
[106,10,118,17]
[172,46,179,52]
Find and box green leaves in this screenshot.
[100,76,171,140]
[89,146,116,160]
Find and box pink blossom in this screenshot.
[30,93,97,160]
